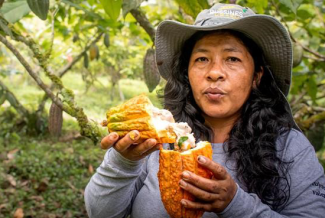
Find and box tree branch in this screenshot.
[130,8,156,43]
[0,79,29,116]
[297,111,325,130]
[57,32,104,77]
[0,34,64,110]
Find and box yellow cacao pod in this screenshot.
[104,94,176,143]
[158,141,213,218]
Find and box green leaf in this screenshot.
[0,0,31,23]
[297,4,315,20]
[278,0,302,14]
[122,0,144,18]
[99,0,122,21]
[178,136,188,147]
[0,18,13,37]
[248,0,268,13]
[62,0,102,20]
[175,0,210,19]
[27,0,49,20]
[87,0,96,6]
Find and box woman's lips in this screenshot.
[204,87,226,101]
[205,93,224,101]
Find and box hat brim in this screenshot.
[155,15,292,96]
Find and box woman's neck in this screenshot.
[204,115,239,144]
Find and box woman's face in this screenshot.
[188,31,258,124]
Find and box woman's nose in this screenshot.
[206,61,225,81]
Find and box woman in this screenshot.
[85,3,325,218]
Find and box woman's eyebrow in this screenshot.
[223,47,243,53]
[192,48,210,53]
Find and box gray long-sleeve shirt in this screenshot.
[85,129,325,218]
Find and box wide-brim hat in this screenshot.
[155,3,292,96]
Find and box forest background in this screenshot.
[0,0,324,217]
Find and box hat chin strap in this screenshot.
[263,65,301,131]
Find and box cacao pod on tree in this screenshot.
[143,48,160,92]
[89,43,99,61]
[292,43,303,68]
[0,89,6,106]
[27,0,50,21]
[104,33,110,48]
[84,53,89,69]
[48,102,63,138]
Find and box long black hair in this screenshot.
[160,30,293,211]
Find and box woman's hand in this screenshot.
[179,155,237,213]
[100,130,161,161]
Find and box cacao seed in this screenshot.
[143,48,160,92]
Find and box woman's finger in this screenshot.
[114,130,140,152]
[129,138,157,156]
[180,199,213,212]
[138,142,161,159]
[100,132,119,149]
[181,171,221,194]
[197,156,227,180]
[179,179,218,201]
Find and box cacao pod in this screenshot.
[84,53,89,69]
[104,94,176,143]
[48,102,63,138]
[292,43,303,68]
[143,48,160,92]
[0,89,6,106]
[89,43,99,61]
[104,33,110,48]
[72,34,79,43]
[27,0,50,21]
[158,141,213,218]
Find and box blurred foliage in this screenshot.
[0,0,324,216]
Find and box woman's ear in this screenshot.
[253,67,264,88]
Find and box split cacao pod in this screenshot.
[48,102,63,138]
[143,48,160,92]
[158,141,213,218]
[27,0,50,21]
[104,94,176,143]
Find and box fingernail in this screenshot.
[129,131,139,141]
[182,171,190,180]
[181,200,187,207]
[198,156,206,164]
[109,133,118,140]
[149,139,156,146]
[179,180,187,188]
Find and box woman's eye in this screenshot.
[195,57,208,62]
[227,57,240,62]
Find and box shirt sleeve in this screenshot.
[217,130,325,218]
[84,148,148,218]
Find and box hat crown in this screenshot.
[194,3,255,26]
